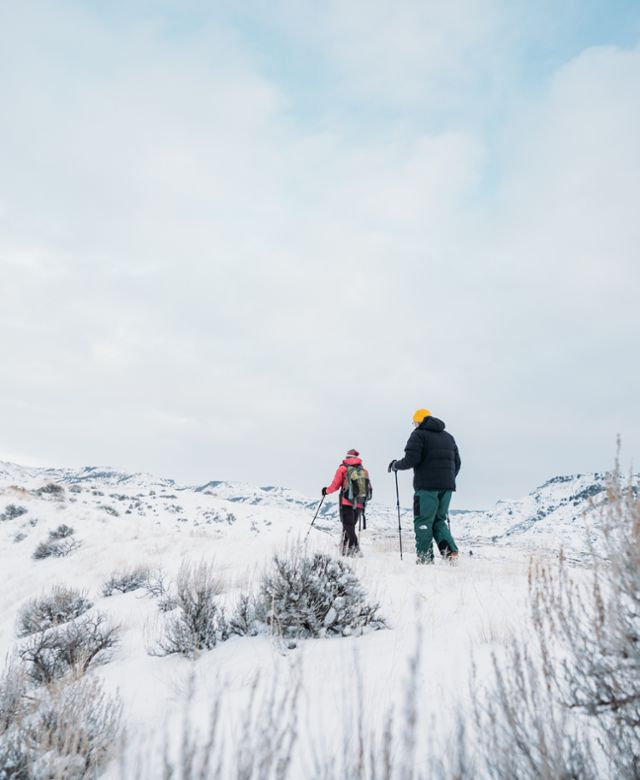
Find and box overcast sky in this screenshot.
[1,0,639,509]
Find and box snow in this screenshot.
[0,461,625,775]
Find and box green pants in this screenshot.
[413,490,458,562]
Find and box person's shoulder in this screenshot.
[406,427,424,446]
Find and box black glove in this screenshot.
[388,460,398,473]
[321,487,327,496]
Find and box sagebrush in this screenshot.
[17,586,94,638]
[35,482,65,497]
[33,525,80,560]
[0,669,121,780]
[103,565,150,596]
[19,612,119,684]
[143,567,178,612]
[48,523,74,539]
[251,549,385,641]
[1,504,27,521]
[153,561,226,658]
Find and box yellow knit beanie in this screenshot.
[412,408,432,424]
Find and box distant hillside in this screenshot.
[451,471,639,558]
[1,461,635,558]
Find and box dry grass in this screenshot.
[474,617,515,645]
[121,667,301,780]
[0,668,122,779]
[471,462,640,780]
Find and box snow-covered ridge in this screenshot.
[1,460,635,555]
[0,460,402,539]
[453,470,638,557]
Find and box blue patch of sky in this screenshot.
[84,0,639,201]
[86,1,639,126]
[514,0,640,94]
[477,0,640,199]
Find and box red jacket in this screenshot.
[326,456,367,508]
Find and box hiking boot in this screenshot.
[447,552,459,565]
[416,556,434,565]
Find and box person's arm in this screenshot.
[393,430,423,470]
[454,441,461,476]
[325,465,345,494]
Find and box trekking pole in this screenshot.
[447,512,451,532]
[305,494,326,540]
[394,471,403,561]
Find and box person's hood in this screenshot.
[418,416,445,432]
[343,456,363,466]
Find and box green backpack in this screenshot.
[343,464,372,506]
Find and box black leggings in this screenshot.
[340,505,360,554]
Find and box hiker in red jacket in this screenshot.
[322,449,372,556]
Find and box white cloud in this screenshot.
[270,0,508,110]
[0,3,638,508]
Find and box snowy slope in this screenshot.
[1,461,622,554]
[452,471,627,558]
[0,460,405,543]
[0,460,630,776]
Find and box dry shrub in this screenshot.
[17,587,93,638]
[0,660,29,734]
[19,613,119,684]
[472,463,640,780]
[33,537,81,560]
[152,561,226,658]
[28,676,122,778]
[246,548,385,643]
[0,670,121,780]
[102,565,150,596]
[48,523,74,540]
[35,483,65,498]
[143,567,178,612]
[1,504,27,521]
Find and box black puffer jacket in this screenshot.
[394,417,461,491]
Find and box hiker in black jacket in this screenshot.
[389,409,460,564]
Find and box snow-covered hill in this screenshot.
[0,460,633,777]
[452,471,625,558]
[0,460,625,557]
[0,460,409,549]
